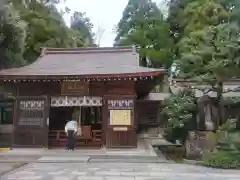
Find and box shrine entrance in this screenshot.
[48,96,103,149]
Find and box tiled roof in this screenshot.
[0,47,166,79]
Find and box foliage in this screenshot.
[17,1,75,62]
[176,21,240,124]
[203,120,240,169]
[70,11,95,46]
[167,0,192,57]
[114,0,174,68]
[182,0,229,35]
[169,0,240,85]
[203,151,240,169]
[0,0,94,68]
[161,89,197,143]
[218,120,236,133]
[0,3,26,69]
[177,23,240,84]
[167,0,229,57]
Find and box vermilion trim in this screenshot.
[0,71,166,80]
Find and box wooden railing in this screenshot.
[48,126,102,147]
[48,130,67,146]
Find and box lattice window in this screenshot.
[17,100,45,127]
[107,100,134,109]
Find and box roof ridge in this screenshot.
[41,46,136,55]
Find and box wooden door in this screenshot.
[13,96,49,147]
[105,96,137,148]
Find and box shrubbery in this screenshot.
[161,89,197,143]
[203,151,240,169]
[202,120,240,169]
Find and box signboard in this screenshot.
[109,109,131,125]
[113,127,128,131]
[61,81,89,95]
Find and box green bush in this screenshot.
[203,121,240,169]
[161,89,197,143]
[203,151,240,169]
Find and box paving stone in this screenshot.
[72,171,88,176]
[2,162,240,180]
[7,176,43,180]
[95,171,121,176]
[121,172,149,176]
[110,169,134,172]
[150,167,173,172]
[149,172,172,177]
[37,156,89,163]
[14,171,35,175]
[52,176,71,180]
[135,177,166,180]
[208,173,240,178]
[77,176,104,180]
[175,173,208,178]
[87,168,99,171]
[105,177,134,180]
[48,170,66,175]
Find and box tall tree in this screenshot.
[177,23,240,125]
[15,1,76,62]
[115,0,174,68]
[70,11,95,46]
[0,0,95,67]
[174,0,240,125]
[167,0,192,57]
[167,0,229,58]
[0,3,26,69]
[9,0,94,63]
[182,0,229,34]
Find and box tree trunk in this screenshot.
[141,56,147,67]
[217,81,223,127]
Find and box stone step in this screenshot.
[37,156,89,163]
[89,157,167,163]
[36,155,168,163]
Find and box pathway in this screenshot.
[1,162,240,180]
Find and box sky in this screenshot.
[57,0,166,47]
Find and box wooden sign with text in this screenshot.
[61,81,89,95]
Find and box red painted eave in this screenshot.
[0,70,165,80]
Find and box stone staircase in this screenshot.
[138,127,164,139]
[138,127,183,147]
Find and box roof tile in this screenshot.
[0,47,165,78]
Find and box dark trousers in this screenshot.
[66,130,75,150]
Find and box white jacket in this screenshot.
[64,120,78,133]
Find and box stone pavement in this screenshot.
[1,162,240,180]
[0,163,22,176]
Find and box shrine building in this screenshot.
[0,46,166,149]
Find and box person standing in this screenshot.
[65,119,77,151]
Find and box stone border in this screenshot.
[183,158,203,165]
